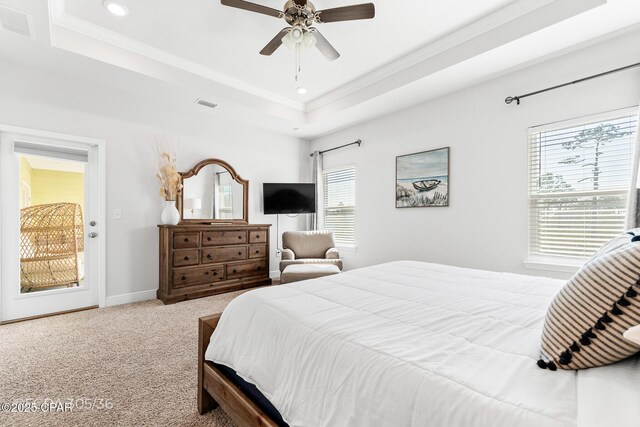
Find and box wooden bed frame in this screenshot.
[198,314,279,426]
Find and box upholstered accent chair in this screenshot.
[279,231,343,273]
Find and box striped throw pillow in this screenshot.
[538,230,640,371]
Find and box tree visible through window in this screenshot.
[528,110,638,259]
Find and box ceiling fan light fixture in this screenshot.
[103,0,129,17]
[302,31,316,48]
[282,32,295,49]
[221,0,375,62]
[290,26,304,43]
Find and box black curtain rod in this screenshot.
[505,61,640,105]
[310,139,361,157]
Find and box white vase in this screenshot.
[160,200,180,225]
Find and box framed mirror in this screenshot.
[178,159,248,224]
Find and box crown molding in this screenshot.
[48,0,304,111]
[46,0,614,133]
[304,0,606,113]
[469,22,640,93]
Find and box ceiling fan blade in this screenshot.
[259,28,290,56]
[311,29,340,61]
[316,3,375,23]
[220,0,283,18]
[293,0,308,7]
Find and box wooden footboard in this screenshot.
[198,314,279,426]
[198,314,221,415]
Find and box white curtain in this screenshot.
[312,151,324,230]
[626,108,640,229]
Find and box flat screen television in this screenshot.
[263,183,316,214]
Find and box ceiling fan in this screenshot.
[220,0,376,61]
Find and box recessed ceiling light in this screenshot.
[103,1,129,17]
[296,87,307,95]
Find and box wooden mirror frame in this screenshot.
[177,159,249,224]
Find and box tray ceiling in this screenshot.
[0,0,638,137]
[63,0,516,103]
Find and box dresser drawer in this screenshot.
[249,244,267,259]
[201,265,225,283]
[173,249,199,267]
[227,260,267,279]
[173,232,200,249]
[202,230,247,246]
[202,246,247,263]
[172,268,201,288]
[249,230,267,243]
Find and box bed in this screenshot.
[198,261,640,426]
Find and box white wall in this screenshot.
[0,59,308,305]
[310,30,640,279]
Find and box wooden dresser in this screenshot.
[158,224,272,304]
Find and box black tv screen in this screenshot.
[263,183,316,214]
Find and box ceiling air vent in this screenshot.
[0,5,33,39]
[195,99,218,110]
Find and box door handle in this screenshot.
[89,232,98,238]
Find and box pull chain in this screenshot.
[294,43,301,83]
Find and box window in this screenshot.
[528,109,638,261]
[323,165,356,246]
[219,184,233,218]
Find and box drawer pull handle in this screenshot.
[256,235,260,239]
[232,269,237,273]
[213,272,218,276]
[257,266,262,270]
[184,256,189,261]
[181,276,187,280]
[184,238,189,242]
[207,237,212,241]
[207,254,212,259]
[204,272,209,275]
[238,251,242,255]
[238,236,242,239]
[255,250,260,254]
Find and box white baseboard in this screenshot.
[105,289,157,307]
[105,272,282,306]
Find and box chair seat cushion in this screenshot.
[279,258,343,272]
[281,264,341,284]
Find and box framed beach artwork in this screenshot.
[396,147,449,208]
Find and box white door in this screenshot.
[0,129,105,322]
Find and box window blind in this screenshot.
[528,111,638,259]
[14,140,88,162]
[323,165,356,246]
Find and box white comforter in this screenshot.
[205,261,640,427]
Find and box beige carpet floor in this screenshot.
[0,291,248,427]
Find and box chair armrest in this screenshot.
[325,248,340,260]
[281,248,295,260]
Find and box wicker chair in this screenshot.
[20,203,84,292]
